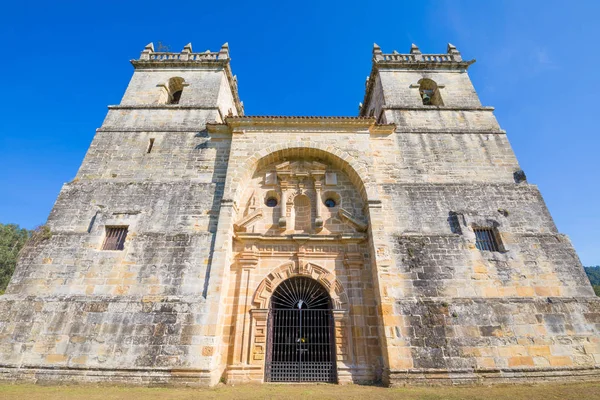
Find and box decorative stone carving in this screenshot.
[252,262,349,310]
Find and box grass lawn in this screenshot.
[1,381,600,400]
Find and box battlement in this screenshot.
[133,42,230,66]
[373,43,475,70]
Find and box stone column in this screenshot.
[312,174,324,230]
[249,308,269,382]
[278,181,288,230]
[333,309,353,384]
[233,247,259,365]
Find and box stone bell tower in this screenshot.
[0,42,245,386]
[358,43,599,384]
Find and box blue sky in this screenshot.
[0,1,598,265]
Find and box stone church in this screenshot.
[0,42,599,386]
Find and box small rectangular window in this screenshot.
[102,226,128,251]
[474,228,501,252]
[146,138,155,154]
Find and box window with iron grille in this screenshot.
[474,227,501,252]
[102,226,128,251]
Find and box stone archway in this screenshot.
[223,144,380,212]
[228,261,354,384]
[265,276,336,382]
[252,261,349,311]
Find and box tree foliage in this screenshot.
[0,223,31,294]
[584,266,600,297]
[584,266,600,285]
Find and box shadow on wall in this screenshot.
[196,128,232,298]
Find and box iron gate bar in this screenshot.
[265,275,336,383]
[266,308,336,382]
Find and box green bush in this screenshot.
[0,223,31,293]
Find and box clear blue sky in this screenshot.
[0,1,598,265]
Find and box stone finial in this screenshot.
[373,43,382,55]
[446,43,462,60]
[140,43,154,60]
[410,44,421,54]
[180,43,193,60]
[219,42,230,60]
[447,43,459,54]
[373,43,383,61]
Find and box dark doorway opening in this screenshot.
[265,277,337,383]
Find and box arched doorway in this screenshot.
[265,277,336,383]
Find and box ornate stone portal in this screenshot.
[226,158,379,383]
[0,42,599,387]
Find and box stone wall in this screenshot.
[387,297,600,384]
[120,69,229,108]
[0,295,217,385]
[76,129,230,181]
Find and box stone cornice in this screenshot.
[385,106,495,111]
[375,59,476,71]
[131,59,228,69]
[206,116,395,134]
[234,232,367,243]
[108,105,220,110]
[381,182,538,189]
[395,129,506,134]
[96,128,212,132]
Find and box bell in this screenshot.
[422,92,432,105]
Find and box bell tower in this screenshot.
[360,43,485,125]
[108,42,242,126]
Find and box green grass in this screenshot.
[1,381,600,400]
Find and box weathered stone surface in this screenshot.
[0,42,598,387]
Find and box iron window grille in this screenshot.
[474,227,501,252]
[102,226,128,251]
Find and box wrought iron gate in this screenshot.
[265,277,336,383]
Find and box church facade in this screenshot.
[1,42,599,386]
